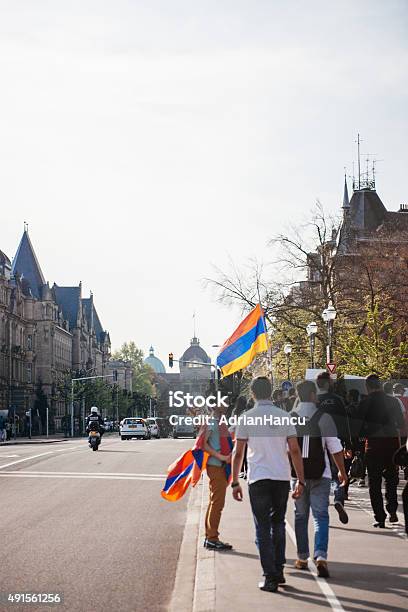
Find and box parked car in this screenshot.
[172,423,196,439]
[146,417,160,438]
[119,418,150,440]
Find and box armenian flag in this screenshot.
[161,430,208,502]
[216,304,268,377]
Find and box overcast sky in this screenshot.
[1,0,407,370]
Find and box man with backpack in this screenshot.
[316,372,351,522]
[291,380,348,578]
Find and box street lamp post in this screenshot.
[306,322,318,369]
[322,302,337,364]
[283,343,292,380]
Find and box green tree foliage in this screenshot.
[112,341,155,396]
[337,301,408,378]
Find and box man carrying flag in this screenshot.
[203,399,233,550]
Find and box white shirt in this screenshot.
[235,400,297,484]
[292,402,343,479]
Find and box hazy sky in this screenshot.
[1,0,407,370]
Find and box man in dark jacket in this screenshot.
[316,372,351,523]
[358,374,403,528]
[86,407,105,444]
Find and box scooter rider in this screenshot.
[86,407,105,444]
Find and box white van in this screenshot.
[119,418,150,440]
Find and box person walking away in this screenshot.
[229,396,248,479]
[272,389,284,410]
[358,375,403,527]
[232,377,305,593]
[203,400,233,550]
[346,389,367,487]
[316,372,351,521]
[0,413,5,443]
[393,383,408,479]
[291,380,348,578]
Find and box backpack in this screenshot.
[291,409,326,480]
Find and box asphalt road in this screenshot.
[0,436,192,612]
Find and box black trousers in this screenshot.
[366,455,399,523]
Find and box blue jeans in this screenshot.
[248,479,290,579]
[292,477,331,560]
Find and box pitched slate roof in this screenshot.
[82,297,105,341]
[53,285,81,328]
[11,231,45,298]
[348,189,387,231]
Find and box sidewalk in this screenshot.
[0,434,68,445]
[184,478,407,612]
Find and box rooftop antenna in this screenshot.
[356,133,362,190]
[193,309,196,338]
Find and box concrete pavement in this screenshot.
[185,476,407,612]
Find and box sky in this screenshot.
[1,0,407,371]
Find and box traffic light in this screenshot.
[168,353,174,368]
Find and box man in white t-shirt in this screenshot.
[291,380,348,579]
[231,377,305,593]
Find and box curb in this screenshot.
[193,477,216,612]
[169,479,204,612]
[0,439,68,446]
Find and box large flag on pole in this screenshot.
[216,304,268,377]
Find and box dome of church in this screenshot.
[180,337,211,365]
[144,346,166,374]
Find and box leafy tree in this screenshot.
[112,341,155,396]
[337,301,408,378]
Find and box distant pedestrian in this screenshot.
[316,372,351,523]
[346,389,366,487]
[272,389,284,410]
[0,414,6,443]
[358,374,403,528]
[291,380,348,578]
[232,377,305,593]
[5,420,11,441]
[230,396,248,479]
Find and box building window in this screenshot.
[27,335,32,350]
[26,363,32,383]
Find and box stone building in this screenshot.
[0,230,110,430]
[147,337,213,417]
[107,359,133,392]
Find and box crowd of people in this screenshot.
[202,373,408,593]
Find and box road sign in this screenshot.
[281,380,293,392]
[326,363,336,374]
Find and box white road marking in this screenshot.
[285,522,345,612]
[0,473,163,481]
[0,452,54,470]
[0,454,20,458]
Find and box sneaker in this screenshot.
[205,539,233,551]
[294,559,308,570]
[358,479,366,487]
[259,578,278,592]
[315,558,330,578]
[373,521,386,528]
[334,501,349,524]
[389,513,399,523]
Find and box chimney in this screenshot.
[399,204,408,213]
